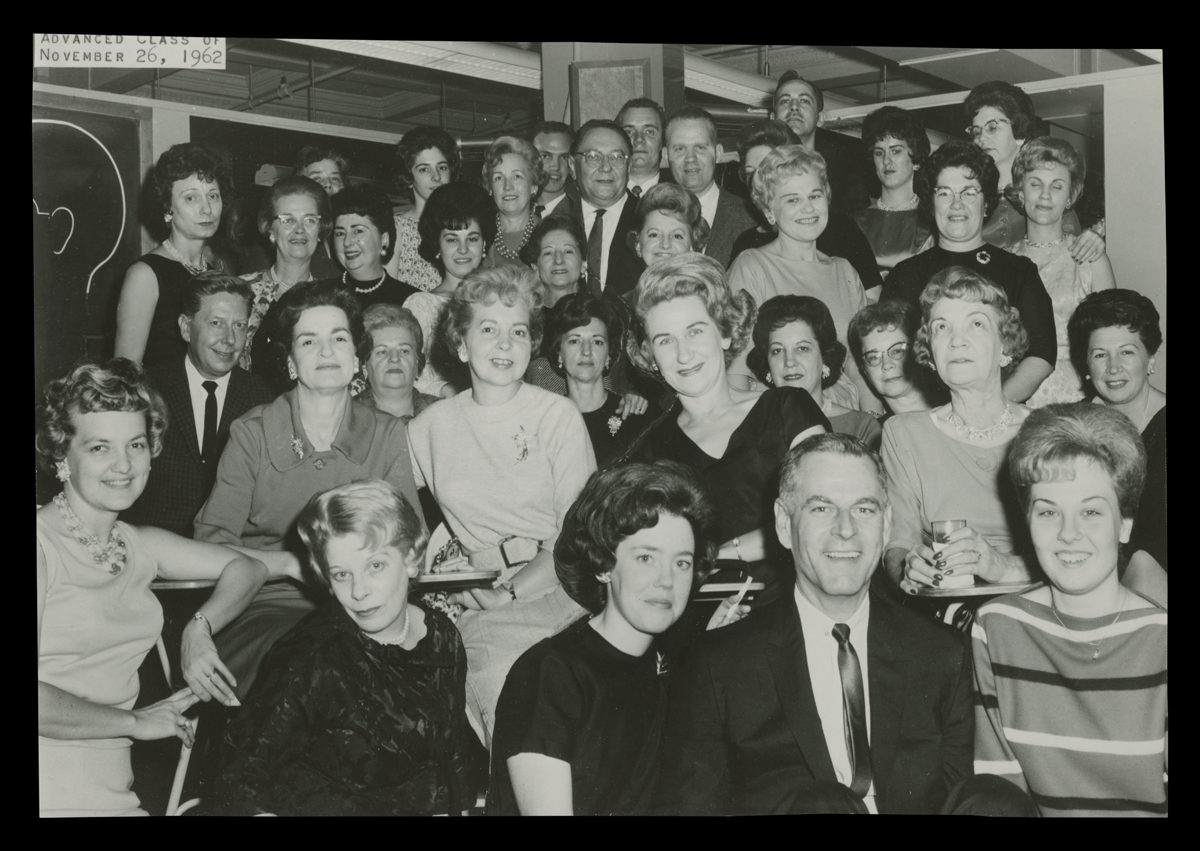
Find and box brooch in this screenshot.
[976,249,992,265]
[290,435,305,460]
[513,426,533,463]
[656,652,669,677]
[607,414,623,437]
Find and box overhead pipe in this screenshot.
[235,64,359,112]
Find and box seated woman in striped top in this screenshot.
[971,403,1167,817]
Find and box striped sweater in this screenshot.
[972,587,1167,817]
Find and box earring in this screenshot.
[288,365,298,380]
[999,354,1012,367]
[1149,361,1155,375]
[164,214,172,223]
[269,234,276,243]
[598,574,611,584]
[820,365,830,379]
[764,374,774,386]
[55,459,70,483]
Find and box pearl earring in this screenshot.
[821,365,830,379]
[1148,361,1155,375]
[1000,354,1012,367]
[55,459,70,483]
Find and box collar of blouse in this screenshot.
[262,389,378,471]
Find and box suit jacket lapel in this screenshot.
[764,598,838,784]
[166,358,204,468]
[867,595,905,804]
[220,368,247,434]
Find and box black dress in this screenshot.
[729,211,884,296]
[489,618,668,816]
[136,253,193,369]
[212,601,472,816]
[582,392,658,470]
[1130,406,1167,569]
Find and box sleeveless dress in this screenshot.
[392,214,442,293]
[38,516,163,817]
[136,253,193,370]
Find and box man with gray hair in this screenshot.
[658,433,973,815]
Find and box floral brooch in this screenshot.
[975,249,992,265]
[290,435,305,460]
[607,414,623,437]
[513,426,534,463]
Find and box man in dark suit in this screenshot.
[548,119,642,303]
[658,433,973,815]
[772,71,872,216]
[531,120,576,219]
[617,97,673,198]
[123,271,273,537]
[665,104,757,269]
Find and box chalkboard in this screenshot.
[33,102,144,401]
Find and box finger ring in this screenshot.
[206,672,214,678]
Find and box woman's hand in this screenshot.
[450,587,512,611]
[1070,229,1106,264]
[899,543,940,595]
[131,688,200,747]
[181,618,241,706]
[707,594,751,630]
[933,525,1020,584]
[615,392,649,419]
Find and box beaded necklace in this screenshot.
[947,401,1013,442]
[1024,235,1067,249]
[53,492,127,576]
[366,606,411,647]
[161,239,207,275]
[343,271,386,294]
[875,195,919,212]
[494,212,536,262]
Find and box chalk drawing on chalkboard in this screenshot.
[32,119,126,295]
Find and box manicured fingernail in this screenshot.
[934,573,944,581]
[932,578,941,587]
[907,587,917,595]
[943,569,954,576]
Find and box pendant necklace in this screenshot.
[1050,591,1125,661]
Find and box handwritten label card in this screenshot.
[34,36,226,69]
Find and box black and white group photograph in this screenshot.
[34,41,1166,816]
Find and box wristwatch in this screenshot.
[496,581,517,602]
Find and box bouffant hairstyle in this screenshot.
[964,81,1038,142]
[916,140,1002,222]
[751,144,830,216]
[275,279,365,353]
[1067,289,1163,394]
[519,215,587,269]
[543,294,625,377]
[155,143,230,218]
[180,270,253,319]
[417,182,496,273]
[481,135,548,195]
[331,184,398,263]
[747,295,846,389]
[395,126,461,193]
[861,106,932,171]
[914,266,1028,379]
[774,70,824,113]
[297,480,428,588]
[555,460,719,615]
[736,120,799,183]
[627,252,755,374]
[1007,402,1146,520]
[360,303,426,376]
[294,145,350,179]
[779,432,888,510]
[441,264,545,361]
[1011,136,1087,207]
[257,174,333,242]
[847,299,921,368]
[625,182,711,255]
[36,358,168,468]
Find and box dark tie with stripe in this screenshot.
[832,623,873,797]
[201,380,218,468]
[586,207,606,296]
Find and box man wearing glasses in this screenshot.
[848,301,939,419]
[531,121,576,219]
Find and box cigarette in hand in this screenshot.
[721,575,755,625]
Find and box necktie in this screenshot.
[832,623,873,797]
[586,207,606,296]
[201,380,218,467]
[535,203,546,217]
[631,184,642,199]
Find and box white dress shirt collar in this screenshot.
[629,171,661,194]
[579,192,630,290]
[183,355,232,454]
[695,181,721,228]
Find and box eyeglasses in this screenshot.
[275,214,322,230]
[577,150,629,169]
[933,186,982,204]
[862,342,909,368]
[965,117,1011,140]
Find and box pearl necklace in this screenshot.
[1049,591,1125,661]
[343,271,386,294]
[494,212,536,262]
[1024,235,1066,249]
[366,606,411,647]
[875,195,919,212]
[1130,389,1153,432]
[161,239,208,275]
[947,401,1013,442]
[53,492,127,576]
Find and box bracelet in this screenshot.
[733,536,744,562]
[497,581,517,602]
[191,611,212,633]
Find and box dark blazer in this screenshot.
[549,191,642,304]
[657,589,974,815]
[705,187,758,270]
[816,127,871,216]
[122,358,275,537]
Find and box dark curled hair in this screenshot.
[555,460,719,614]
[155,143,230,217]
[543,294,625,376]
[256,174,333,242]
[736,120,799,171]
[1067,289,1162,395]
[916,140,1001,222]
[747,295,846,388]
[964,81,1039,142]
[1007,402,1146,519]
[331,184,397,263]
[395,127,461,193]
[275,279,365,353]
[520,215,587,267]
[36,358,168,468]
[294,144,350,178]
[417,182,496,272]
[847,300,921,367]
[861,106,931,171]
[181,270,253,318]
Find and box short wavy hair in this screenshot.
[441,264,545,360]
[1067,289,1163,393]
[736,120,799,184]
[779,432,888,510]
[627,252,755,374]
[297,479,428,588]
[256,174,333,242]
[294,144,350,178]
[616,97,665,132]
[774,70,825,113]
[154,143,230,218]
[751,144,830,217]
[275,279,365,353]
[916,140,1002,222]
[847,299,921,368]
[417,182,497,272]
[861,106,932,171]
[555,461,719,614]
[36,358,168,468]
[748,295,846,389]
[1007,402,1146,520]
[543,294,625,377]
[625,182,711,255]
[360,303,425,375]
[914,266,1028,379]
[964,81,1038,142]
[1011,136,1086,207]
[519,215,587,268]
[181,270,253,319]
[481,135,548,196]
[331,184,398,263]
[395,126,461,194]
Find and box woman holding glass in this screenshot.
[386,127,461,292]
